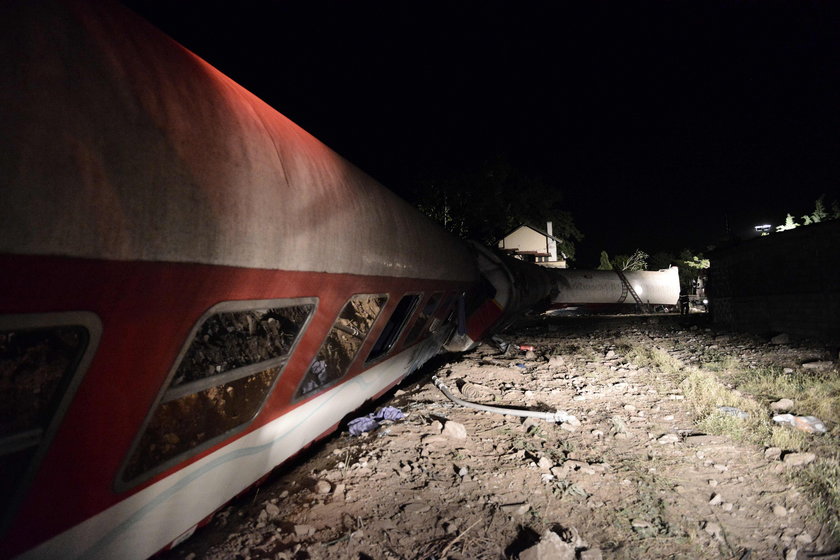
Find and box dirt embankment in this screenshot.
[164,314,839,560]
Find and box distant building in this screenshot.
[497,222,567,268]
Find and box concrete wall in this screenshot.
[709,220,840,340]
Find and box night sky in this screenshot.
[126,1,840,268]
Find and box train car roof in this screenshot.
[0,0,478,283]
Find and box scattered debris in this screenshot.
[347,406,405,435]
[770,333,791,345]
[773,414,827,434]
[658,433,680,444]
[162,316,837,560]
[500,502,531,516]
[441,420,467,440]
[717,406,749,419]
[771,398,796,412]
[491,335,510,352]
[765,447,783,461]
[458,381,497,401]
[518,530,575,560]
[801,360,834,371]
[782,452,818,467]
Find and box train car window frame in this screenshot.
[294,293,388,402]
[429,292,457,334]
[365,293,422,364]
[403,292,444,346]
[116,298,316,492]
[437,293,458,323]
[0,311,102,538]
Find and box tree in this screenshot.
[409,156,584,259]
[674,248,710,293]
[612,249,649,271]
[597,250,613,270]
[802,195,828,225]
[597,249,648,271]
[776,213,800,232]
[777,195,839,231]
[648,251,676,271]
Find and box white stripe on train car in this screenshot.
[19,337,437,560]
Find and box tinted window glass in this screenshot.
[404,292,442,345]
[0,326,86,438]
[173,307,310,387]
[123,366,281,481]
[0,314,99,535]
[121,300,314,486]
[297,294,386,399]
[366,294,421,363]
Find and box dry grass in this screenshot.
[737,366,840,425]
[618,342,684,377]
[793,456,840,541]
[589,335,840,542]
[680,369,773,446]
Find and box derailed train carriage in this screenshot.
[546,267,681,312]
[0,2,553,558]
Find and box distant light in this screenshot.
[703,299,709,305]
[754,224,772,233]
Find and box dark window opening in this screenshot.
[404,292,443,346]
[0,313,99,536]
[296,294,386,399]
[123,366,281,481]
[172,307,309,387]
[0,326,87,438]
[120,300,314,487]
[437,293,457,322]
[366,294,421,363]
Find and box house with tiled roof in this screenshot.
[497,222,567,268]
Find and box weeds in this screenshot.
[617,341,683,377]
[676,350,840,541]
[565,326,840,543]
[700,354,740,374]
[792,456,840,541]
[738,367,840,425]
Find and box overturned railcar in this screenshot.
[546,267,681,310]
[0,2,551,558]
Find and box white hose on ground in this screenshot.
[431,375,580,425]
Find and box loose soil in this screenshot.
[162,314,838,560]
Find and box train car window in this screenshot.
[296,294,387,399]
[366,294,421,363]
[0,312,101,536]
[404,292,443,346]
[437,293,457,322]
[120,299,315,487]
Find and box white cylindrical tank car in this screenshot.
[547,267,680,309]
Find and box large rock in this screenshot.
[442,420,467,440]
[770,398,795,411]
[783,452,817,466]
[802,360,833,371]
[519,530,575,560]
[770,333,790,345]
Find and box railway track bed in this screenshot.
[163,314,839,560]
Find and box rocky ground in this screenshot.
[162,314,839,560]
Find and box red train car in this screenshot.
[0,2,549,558]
